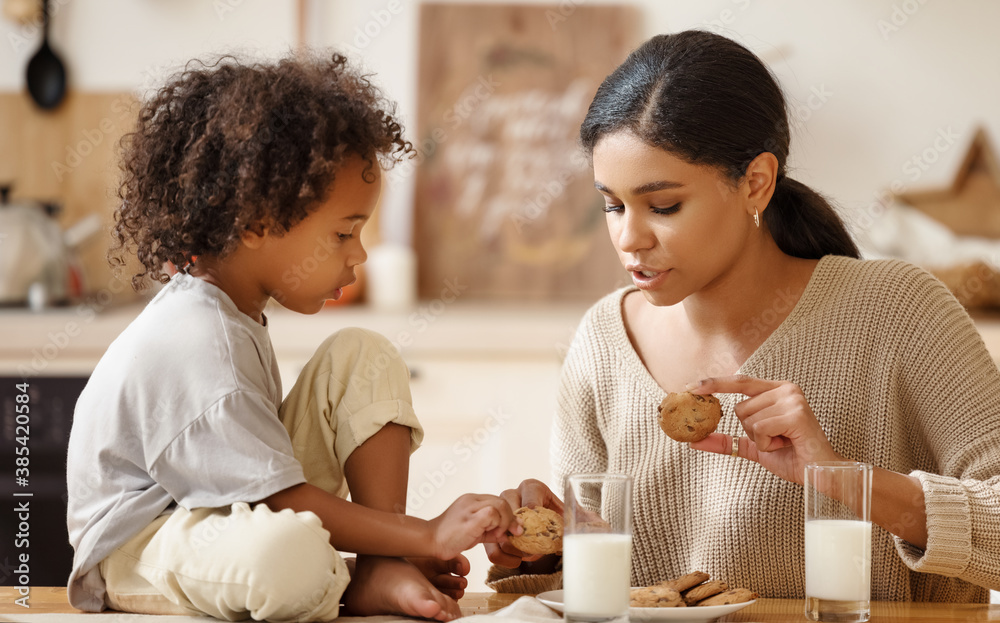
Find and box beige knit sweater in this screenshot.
[552,255,1000,602]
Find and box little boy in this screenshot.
[66,53,519,622]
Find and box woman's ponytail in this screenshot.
[765,177,860,260]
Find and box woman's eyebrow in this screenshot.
[594,180,684,195]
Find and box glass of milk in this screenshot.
[804,462,873,622]
[562,473,632,623]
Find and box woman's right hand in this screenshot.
[485,479,565,568]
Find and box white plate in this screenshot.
[536,589,756,623]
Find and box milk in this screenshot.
[563,533,632,620]
[805,519,872,601]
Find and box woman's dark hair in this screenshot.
[112,52,414,290]
[580,30,860,260]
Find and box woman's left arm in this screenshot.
[686,375,928,548]
[689,268,1000,589]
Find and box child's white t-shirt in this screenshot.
[65,273,307,611]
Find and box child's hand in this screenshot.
[428,494,522,561]
[486,478,564,568]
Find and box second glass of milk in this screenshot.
[804,461,873,623]
[563,473,633,623]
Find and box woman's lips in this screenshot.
[630,268,670,290]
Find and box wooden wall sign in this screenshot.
[412,3,639,300]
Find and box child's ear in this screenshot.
[240,223,270,249]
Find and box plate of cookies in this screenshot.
[537,572,757,623]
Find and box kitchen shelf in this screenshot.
[0,300,592,375]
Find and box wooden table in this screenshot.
[1,588,999,621]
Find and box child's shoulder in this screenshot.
[122,275,242,347]
[104,274,271,388]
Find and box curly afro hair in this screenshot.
[111,52,414,290]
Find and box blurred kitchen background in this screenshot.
[1,0,999,596]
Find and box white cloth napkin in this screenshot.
[467,596,561,623]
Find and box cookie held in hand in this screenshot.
[508,506,563,555]
[657,392,722,442]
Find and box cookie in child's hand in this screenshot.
[657,392,722,442]
[508,506,563,555]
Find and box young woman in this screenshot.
[489,30,1000,602]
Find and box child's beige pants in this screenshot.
[98,328,423,622]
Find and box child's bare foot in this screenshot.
[407,555,470,599]
[343,555,462,621]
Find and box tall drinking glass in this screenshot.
[562,473,633,623]
[804,461,873,622]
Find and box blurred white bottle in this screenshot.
[365,243,417,311]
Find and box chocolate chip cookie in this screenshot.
[657,392,722,442]
[508,506,563,555]
[630,585,684,608]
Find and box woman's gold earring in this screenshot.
[753,208,760,228]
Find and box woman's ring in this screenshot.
[731,435,740,458]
